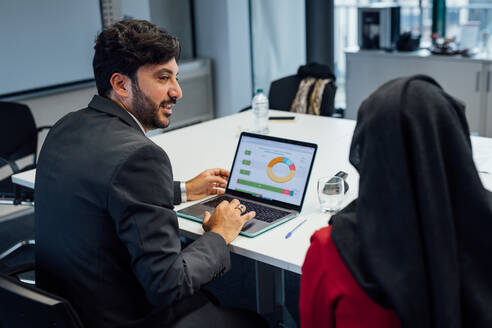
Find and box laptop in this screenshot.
[177,132,317,237]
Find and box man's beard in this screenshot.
[130,81,175,130]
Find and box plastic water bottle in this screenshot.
[252,88,269,134]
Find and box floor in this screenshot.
[204,252,301,326]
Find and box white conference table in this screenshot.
[12,110,492,321]
[13,111,360,272]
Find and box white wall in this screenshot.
[251,0,306,96]
[9,59,214,154]
[17,58,214,137]
[193,0,253,117]
[121,0,151,20]
[8,1,305,126]
[148,0,194,60]
[120,0,195,60]
[19,86,97,128]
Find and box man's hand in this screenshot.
[185,168,229,201]
[202,198,256,244]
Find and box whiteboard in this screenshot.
[0,0,102,96]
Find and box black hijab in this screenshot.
[330,75,492,327]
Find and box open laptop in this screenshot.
[177,132,317,237]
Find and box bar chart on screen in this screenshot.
[228,136,315,205]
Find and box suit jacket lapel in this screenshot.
[88,95,145,135]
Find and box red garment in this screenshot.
[300,226,401,328]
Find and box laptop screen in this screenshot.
[227,133,317,208]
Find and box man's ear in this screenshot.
[109,73,131,98]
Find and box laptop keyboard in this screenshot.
[202,195,290,223]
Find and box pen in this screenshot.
[285,219,307,239]
[269,116,295,121]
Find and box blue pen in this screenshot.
[285,219,307,239]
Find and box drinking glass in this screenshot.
[318,176,345,213]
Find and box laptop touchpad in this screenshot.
[241,219,269,233]
[179,205,213,220]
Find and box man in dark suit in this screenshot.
[35,20,264,328]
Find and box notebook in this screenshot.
[177,132,317,237]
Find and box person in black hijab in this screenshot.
[330,75,492,327]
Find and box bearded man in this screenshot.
[35,19,265,328]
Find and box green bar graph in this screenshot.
[245,150,251,155]
[240,169,250,175]
[237,179,284,194]
[236,188,257,195]
[242,159,251,165]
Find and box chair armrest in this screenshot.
[37,125,52,133]
[0,155,20,173]
[0,262,35,276]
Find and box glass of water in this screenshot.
[318,176,345,213]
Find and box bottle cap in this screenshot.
[256,88,263,93]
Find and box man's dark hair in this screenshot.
[93,19,180,97]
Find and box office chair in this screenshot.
[269,63,337,117]
[0,238,35,259]
[0,263,84,328]
[242,63,343,117]
[0,206,36,285]
[0,101,51,276]
[0,101,51,205]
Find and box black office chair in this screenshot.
[242,63,343,117]
[0,101,51,205]
[270,63,337,116]
[0,263,84,327]
[0,101,51,276]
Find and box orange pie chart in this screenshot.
[267,157,296,183]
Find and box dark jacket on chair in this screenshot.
[35,95,230,328]
[269,63,336,116]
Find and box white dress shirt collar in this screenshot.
[125,110,146,134]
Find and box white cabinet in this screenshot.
[346,50,488,136]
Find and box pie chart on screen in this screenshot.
[267,157,296,183]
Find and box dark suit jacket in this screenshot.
[35,95,230,328]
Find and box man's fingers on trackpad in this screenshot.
[243,211,256,222]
